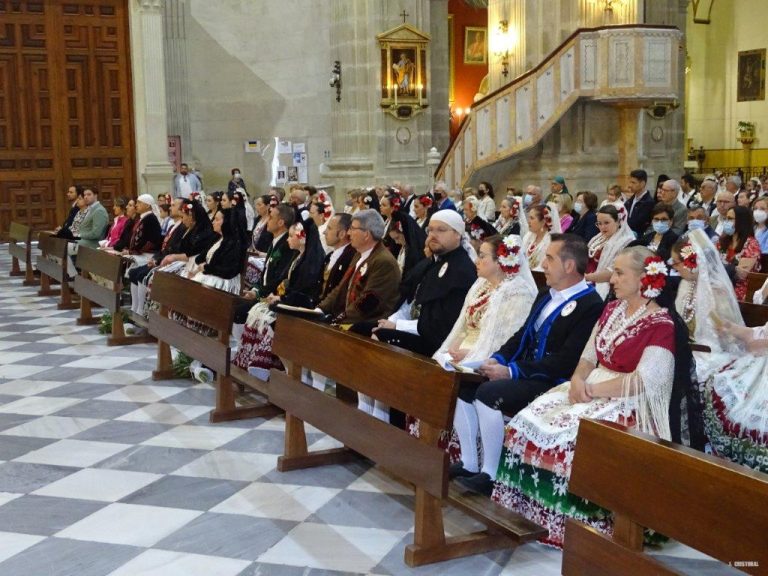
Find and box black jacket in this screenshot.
[570,210,598,243]
[180,225,217,258]
[413,247,477,355]
[320,243,356,301]
[630,229,679,263]
[493,285,604,384]
[128,213,162,254]
[257,232,297,297]
[625,191,655,237]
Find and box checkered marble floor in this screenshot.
[0,250,741,576]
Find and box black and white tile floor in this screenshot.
[0,251,739,576]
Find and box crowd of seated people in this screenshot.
[45,165,768,551]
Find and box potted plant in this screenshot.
[737,121,756,138]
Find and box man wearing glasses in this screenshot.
[317,209,401,323]
[711,190,735,235]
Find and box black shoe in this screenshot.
[448,462,477,480]
[455,472,494,497]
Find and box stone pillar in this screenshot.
[616,106,642,187]
[130,0,174,196]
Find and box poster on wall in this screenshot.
[293,152,307,167]
[168,136,181,173]
[244,140,261,153]
[293,142,306,153]
[277,167,287,184]
[286,166,299,183]
[278,140,293,154]
[464,27,487,65]
[737,49,766,102]
[298,167,308,183]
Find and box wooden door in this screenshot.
[0,0,135,239]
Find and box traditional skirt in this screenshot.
[491,368,635,548]
[244,255,265,290]
[704,354,768,473]
[405,416,461,464]
[231,302,284,372]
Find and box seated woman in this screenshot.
[523,203,561,271]
[569,191,599,243]
[752,197,768,255]
[493,196,527,238]
[245,194,276,289]
[706,316,768,473]
[464,196,498,251]
[717,205,761,300]
[555,193,575,232]
[434,235,537,467]
[630,203,679,263]
[668,231,745,449]
[57,192,87,239]
[206,191,222,221]
[379,189,402,256]
[413,194,433,230]
[492,246,676,548]
[309,199,333,253]
[135,199,217,318]
[158,202,173,237]
[119,194,163,270]
[112,199,137,252]
[232,217,325,379]
[185,207,247,294]
[584,204,635,299]
[388,210,426,279]
[100,196,131,249]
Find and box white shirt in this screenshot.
[178,175,193,199]
[353,246,374,272]
[534,279,590,331]
[327,242,350,271]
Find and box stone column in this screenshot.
[616,105,642,187]
[130,0,174,195]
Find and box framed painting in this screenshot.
[464,26,487,65]
[737,49,766,102]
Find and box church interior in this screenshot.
[0,0,767,574]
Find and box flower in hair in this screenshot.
[389,193,402,213]
[269,195,279,207]
[183,202,194,213]
[418,195,433,208]
[470,223,484,240]
[542,206,553,231]
[679,243,697,271]
[190,192,200,201]
[509,199,519,221]
[392,220,403,233]
[293,222,306,240]
[322,202,333,219]
[497,236,522,275]
[641,255,668,299]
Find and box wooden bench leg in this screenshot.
[58,278,79,310]
[209,373,282,423]
[10,256,23,277]
[152,339,176,380]
[38,273,60,297]
[77,297,98,326]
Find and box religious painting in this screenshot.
[464,26,487,65]
[377,23,430,118]
[737,49,766,102]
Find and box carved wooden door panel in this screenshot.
[0,0,135,239]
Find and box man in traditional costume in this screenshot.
[454,233,605,496]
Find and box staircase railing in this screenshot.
[435,25,682,188]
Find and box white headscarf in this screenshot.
[589,202,635,298]
[137,194,162,220]
[430,209,478,262]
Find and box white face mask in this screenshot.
[574,201,584,214]
[523,194,533,207]
[233,172,241,179]
[754,209,768,224]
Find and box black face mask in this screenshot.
[434,191,444,200]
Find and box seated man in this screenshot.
[317,209,401,323]
[372,209,477,356]
[454,233,605,496]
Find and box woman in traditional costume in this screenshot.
[522,203,561,271]
[464,196,498,252]
[388,210,426,279]
[716,205,761,300]
[493,196,527,238]
[492,246,676,548]
[584,204,634,299]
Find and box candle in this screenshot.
[394,84,398,107]
[418,83,423,106]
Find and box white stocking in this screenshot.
[476,400,505,480]
[135,283,148,316]
[453,399,479,473]
[357,393,374,415]
[130,283,139,314]
[372,401,390,423]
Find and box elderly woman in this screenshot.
[120,194,163,271]
[522,203,561,271]
[492,246,676,547]
[584,204,635,299]
[463,195,497,251]
[570,191,599,242]
[717,205,761,300]
[493,196,527,238]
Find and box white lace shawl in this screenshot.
[433,272,537,365]
[522,232,551,272]
[592,221,634,299]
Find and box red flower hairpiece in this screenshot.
[389,193,402,213]
[418,195,433,208]
[189,192,201,201]
[269,195,279,207]
[293,222,306,240]
[392,220,403,233]
[641,255,668,299]
[542,206,553,231]
[497,236,522,275]
[679,243,698,271]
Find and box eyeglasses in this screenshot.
[349,225,365,232]
[427,226,453,235]
[652,217,671,223]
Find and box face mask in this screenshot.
[574,201,584,214]
[652,221,671,235]
[233,172,241,179]
[754,209,768,224]
[722,221,736,236]
[687,219,706,231]
[523,194,533,207]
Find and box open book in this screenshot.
[275,303,324,315]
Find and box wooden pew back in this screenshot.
[744,271,768,303]
[74,247,125,309]
[270,314,545,566]
[564,419,768,575]
[8,222,37,285]
[739,300,768,327]
[531,270,547,291]
[36,231,78,309]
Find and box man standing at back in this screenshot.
[76,187,109,249]
[624,169,654,237]
[173,163,202,199]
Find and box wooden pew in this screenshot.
[35,231,78,310]
[148,271,279,422]
[270,314,546,567]
[739,300,768,328]
[563,418,768,576]
[531,269,547,291]
[8,222,38,286]
[73,247,153,346]
[744,271,768,303]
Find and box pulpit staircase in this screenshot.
[435,25,683,188]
